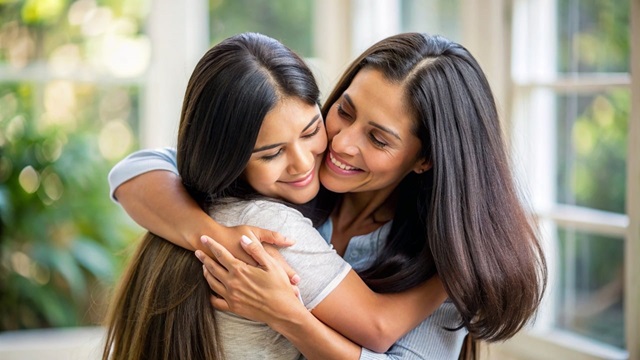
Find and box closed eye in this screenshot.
[260,148,284,161]
[369,133,387,148]
[336,103,352,119]
[302,125,321,139]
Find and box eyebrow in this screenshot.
[368,121,401,140]
[252,114,321,153]
[343,94,401,141]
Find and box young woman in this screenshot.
[102,32,449,360]
[108,33,547,359]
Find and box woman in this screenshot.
[103,32,448,360]
[109,33,547,358]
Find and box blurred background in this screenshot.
[0,0,637,359]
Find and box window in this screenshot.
[501,0,637,358]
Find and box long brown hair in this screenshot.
[321,33,547,357]
[102,233,223,360]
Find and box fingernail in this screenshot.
[195,250,204,261]
[291,274,301,285]
[241,235,253,245]
[200,235,209,245]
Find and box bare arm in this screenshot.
[311,271,445,351]
[199,236,361,360]
[199,236,447,354]
[115,170,215,251]
[110,148,294,273]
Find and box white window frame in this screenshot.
[141,0,209,149]
[461,0,639,359]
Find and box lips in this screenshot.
[283,170,315,187]
[326,151,362,174]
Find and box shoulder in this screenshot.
[210,199,312,232]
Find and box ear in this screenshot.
[413,158,432,174]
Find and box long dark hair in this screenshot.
[103,33,321,360]
[102,234,223,360]
[321,33,547,349]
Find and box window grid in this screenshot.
[500,0,637,358]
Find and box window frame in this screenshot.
[461,0,639,358]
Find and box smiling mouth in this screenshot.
[329,152,361,171]
[283,170,315,187]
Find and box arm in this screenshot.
[109,148,294,267]
[312,271,445,352]
[199,234,446,354]
[357,302,468,360]
[199,236,361,360]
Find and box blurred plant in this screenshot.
[0,0,147,329]
[0,83,141,330]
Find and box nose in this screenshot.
[330,123,359,156]
[287,143,314,176]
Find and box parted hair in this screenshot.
[102,32,320,360]
[320,33,547,359]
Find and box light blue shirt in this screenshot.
[317,218,466,360]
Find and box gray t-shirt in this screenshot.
[210,199,351,360]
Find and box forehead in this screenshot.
[255,97,319,143]
[346,68,414,130]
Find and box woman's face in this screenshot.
[244,97,327,204]
[319,68,428,195]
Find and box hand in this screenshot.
[195,235,305,324]
[211,225,300,285]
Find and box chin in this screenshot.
[319,176,348,194]
[292,187,320,204]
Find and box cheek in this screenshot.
[324,111,339,138]
[245,163,275,188]
[316,131,328,152]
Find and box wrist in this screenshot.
[268,302,313,338]
[182,212,222,251]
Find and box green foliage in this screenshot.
[571,91,628,213]
[0,83,141,330]
[557,0,630,72]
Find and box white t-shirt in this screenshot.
[210,198,351,360]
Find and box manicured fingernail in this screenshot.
[291,274,301,285]
[241,235,253,245]
[200,235,209,245]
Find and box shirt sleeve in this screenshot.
[231,201,352,310]
[358,301,467,360]
[108,147,178,202]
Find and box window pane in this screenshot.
[556,90,628,213]
[210,0,314,57]
[557,0,630,73]
[555,227,624,349]
[400,0,461,42]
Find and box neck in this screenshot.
[332,188,397,233]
